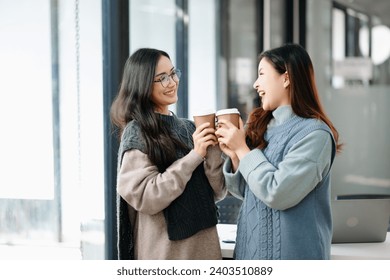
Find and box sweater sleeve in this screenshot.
[117,149,204,215]
[203,145,227,201]
[238,130,332,210]
[222,157,246,200]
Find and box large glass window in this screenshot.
[332,7,372,88]
[330,3,390,200]
[220,0,260,121]
[0,0,104,259]
[0,0,58,245]
[332,5,390,88]
[0,1,54,200]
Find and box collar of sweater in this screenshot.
[268,105,295,128]
[156,111,180,126]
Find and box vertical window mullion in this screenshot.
[175,0,189,118]
[50,0,62,243]
[102,0,129,260]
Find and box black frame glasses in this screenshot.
[154,69,182,88]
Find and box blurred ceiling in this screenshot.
[335,0,390,27]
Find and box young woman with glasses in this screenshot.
[110,48,226,260]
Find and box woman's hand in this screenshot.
[192,122,218,158]
[215,118,250,160]
[218,142,240,172]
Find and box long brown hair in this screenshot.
[246,43,342,153]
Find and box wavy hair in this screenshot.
[246,43,342,153]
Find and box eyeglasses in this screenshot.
[154,69,182,88]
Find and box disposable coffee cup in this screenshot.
[193,109,216,129]
[216,108,240,128]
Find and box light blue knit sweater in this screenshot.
[223,106,336,259]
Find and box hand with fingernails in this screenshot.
[215,118,250,171]
[192,122,218,158]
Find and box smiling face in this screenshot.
[151,55,179,114]
[253,57,290,111]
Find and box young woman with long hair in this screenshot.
[111,48,226,260]
[216,43,342,259]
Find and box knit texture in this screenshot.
[116,113,218,259]
[235,116,336,260]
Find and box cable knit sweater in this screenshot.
[116,113,226,260]
[224,106,336,259]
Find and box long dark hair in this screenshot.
[246,43,342,153]
[110,48,187,170]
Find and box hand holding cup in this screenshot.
[193,109,217,158]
